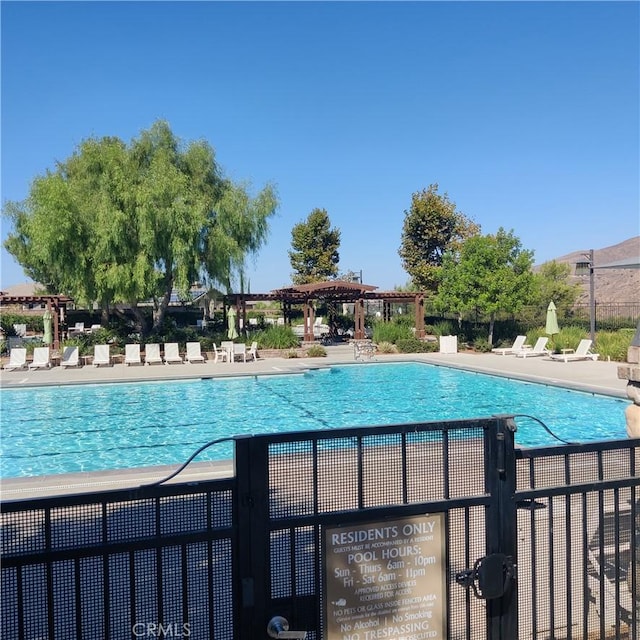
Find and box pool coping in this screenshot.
[1,347,631,499]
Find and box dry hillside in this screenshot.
[543,236,640,305]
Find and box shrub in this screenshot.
[473,338,493,353]
[376,341,398,354]
[0,312,44,335]
[396,338,437,353]
[306,344,327,357]
[594,329,634,362]
[283,349,299,358]
[372,322,412,344]
[432,320,456,337]
[548,325,588,353]
[254,325,299,349]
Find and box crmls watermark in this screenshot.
[132,622,191,638]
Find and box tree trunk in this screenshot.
[153,274,174,331]
[101,301,110,326]
[488,314,495,346]
[131,305,149,337]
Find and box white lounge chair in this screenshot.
[60,346,80,368]
[515,336,549,358]
[124,344,142,366]
[247,341,258,362]
[144,343,163,365]
[549,339,599,363]
[163,343,183,364]
[233,343,247,363]
[93,344,111,367]
[3,348,27,371]
[185,342,205,363]
[29,347,51,370]
[492,335,527,355]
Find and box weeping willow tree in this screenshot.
[3,120,278,331]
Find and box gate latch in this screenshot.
[455,553,515,600]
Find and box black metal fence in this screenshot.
[1,419,638,639]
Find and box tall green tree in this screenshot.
[289,208,340,284]
[398,184,480,292]
[532,260,581,317]
[3,121,278,331]
[436,228,535,345]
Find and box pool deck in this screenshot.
[1,344,632,499]
[0,342,629,396]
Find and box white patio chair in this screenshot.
[233,343,247,363]
[212,343,228,363]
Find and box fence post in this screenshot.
[234,435,271,639]
[485,416,519,639]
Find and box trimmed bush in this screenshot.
[396,338,438,353]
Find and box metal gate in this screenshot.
[1,417,638,639]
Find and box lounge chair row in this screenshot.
[491,336,599,361]
[3,342,259,371]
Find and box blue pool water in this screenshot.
[0,362,628,478]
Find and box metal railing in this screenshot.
[1,420,638,639]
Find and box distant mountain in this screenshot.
[541,237,640,304]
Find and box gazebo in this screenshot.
[224,280,425,341]
[0,294,73,350]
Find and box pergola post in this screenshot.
[355,298,365,339]
[50,301,60,351]
[303,299,315,342]
[414,293,425,339]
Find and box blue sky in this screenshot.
[2,1,639,293]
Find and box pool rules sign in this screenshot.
[324,514,446,640]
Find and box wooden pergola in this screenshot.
[224,280,425,341]
[0,294,73,350]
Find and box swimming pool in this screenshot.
[0,362,628,478]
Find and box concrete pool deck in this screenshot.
[0,342,629,395]
[1,344,632,499]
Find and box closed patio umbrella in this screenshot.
[43,310,53,345]
[545,301,560,338]
[227,306,238,340]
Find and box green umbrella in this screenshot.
[43,310,53,345]
[227,307,238,340]
[545,301,560,337]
